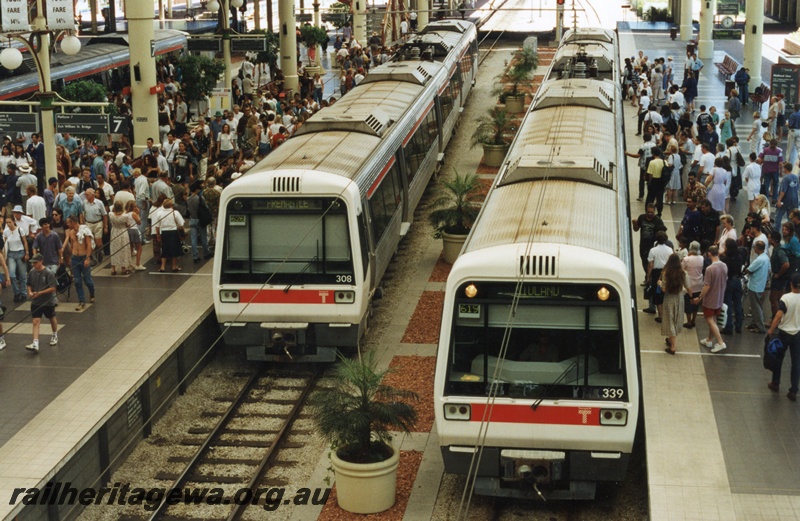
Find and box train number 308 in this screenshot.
[336,275,353,283]
[602,388,624,399]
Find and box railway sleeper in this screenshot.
[156,472,247,484]
[169,456,263,465]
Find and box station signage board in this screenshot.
[232,38,267,52]
[771,64,800,105]
[56,113,110,134]
[46,0,75,30]
[0,112,38,133]
[712,29,742,40]
[188,38,221,52]
[717,2,739,15]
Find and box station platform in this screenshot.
[0,246,216,520]
[618,29,800,520]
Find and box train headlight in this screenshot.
[597,287,610,301]
[335,290,355,303]
[465,284,478,298]
[444,403,471,421]
[599,409,627,426]
[220,290,240,303]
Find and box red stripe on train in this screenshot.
[238,289,338,304]
[469,403,600,426]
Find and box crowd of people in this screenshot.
[628,50,800,400]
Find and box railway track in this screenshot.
[138,366,320,521]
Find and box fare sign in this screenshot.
[46,0,75,30]
[1,0,29,32]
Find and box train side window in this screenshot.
[450,70,462,101]
[439,84,454,123]
[404,109,436,183]
[426,108,439,143]
[369,163,402,241]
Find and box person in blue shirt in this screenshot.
[746,240,770,333]
[691,54,704,86]
[776,162,800,229]
[734,66,750,106]
[782,221,800,258]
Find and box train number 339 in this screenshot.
[602,388,624,399]
[335,275,353,283]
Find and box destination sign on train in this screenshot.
[255,199,326,211]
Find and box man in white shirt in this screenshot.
[645,231,673,317]
[697,143,716,183]
[174,94,188,136]
[13,205,39,237]
[162,133,179,164]
[25,186,47,223]
[152,148,170,176]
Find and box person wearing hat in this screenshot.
[24,252,59,353]
[12,204,38,239]
[16,163,36,209]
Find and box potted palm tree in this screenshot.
[310,352,418,514]
[429,169,482,264]
[471,107,514,168]
[496,47,538,113]
[300,25,329,67]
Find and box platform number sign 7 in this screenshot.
[111,116,130,135]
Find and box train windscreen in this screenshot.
[220,197,354,285]
[445,282,628,402]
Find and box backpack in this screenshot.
[763,335,786,372]
[198,195,213,227]
[55,264,72,295]
[660,157,674,184]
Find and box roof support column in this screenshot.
[127,0,160,157]
[697,0,714,61]
[279,0,299,94]
[680,0,693,41]
[743,0,764,92]
[353,0,367,44]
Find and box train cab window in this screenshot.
[220,197,354,285]
[403,109,438,183]
[445,283,627,401]
[368,163,403,241]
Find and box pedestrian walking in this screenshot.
[775,162,800,229]
[25,253,58,353]
[61,215,96,311]
[682,241,704,329]
[767,271,800,401]
[0,249,12,351]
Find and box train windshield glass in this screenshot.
[221,197,354,285]
[445,283,627,402]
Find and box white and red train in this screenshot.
[433,28,640,500]
[212,20,479,361]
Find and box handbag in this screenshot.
[644,281,654,299]
[659,158,673,184]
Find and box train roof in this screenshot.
[501,103,618,190]
[561,28,616,44]
[0,29,186,100]
[462,180,619,257]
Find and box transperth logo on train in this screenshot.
[578,408,593,424]
[318,291,329,303]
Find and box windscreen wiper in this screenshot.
[530,360,579,411]
[283,256,318,293]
